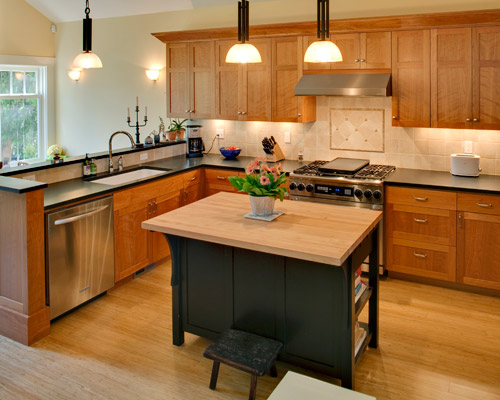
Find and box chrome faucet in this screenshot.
[108,131,136,173]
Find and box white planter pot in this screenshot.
[249,195,275,216]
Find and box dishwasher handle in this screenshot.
[54,205,110,226]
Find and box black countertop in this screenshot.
[385,168,500,194]
[43,154,305,210]
[0,176,48,194]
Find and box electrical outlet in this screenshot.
[284,131,291,144]
[216,128,225,139]
[464,141,473,154]
[140,153,148,161]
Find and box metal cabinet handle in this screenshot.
[297,113,302,117]
[147,202,153,216]
[154,200,158,214]
[413,252,427,259]
[216,176,226,180]
[54,205,109,225]
[241,112,246,115]
[392,116,398,120]
[185,110,189,113]
[466,118,471,122]
[472,118,479,122]
[184,190,188,202]
[354,59,360,62]
[477,202,493,208]
[188,176,196,181]
[414,218,428,223]
[413,196,428,202]
[237,111,242,115]
[458,213,463,228]
[360,59,366,62]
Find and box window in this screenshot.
[0,65,47,164]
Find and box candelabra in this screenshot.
[127,97,147,147]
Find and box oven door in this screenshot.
[290,195,384,274]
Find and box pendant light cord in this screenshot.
[237,1,250,44]
[317,0,330,40]
[85,0,90,17]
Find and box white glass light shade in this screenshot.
[72,51,103,69]
[68,69,82,81]
[225,43,262,64]
[145,69,160,81]
[304,40,343,63]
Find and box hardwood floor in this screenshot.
[1,259,500,400]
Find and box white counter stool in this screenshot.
[268,371,376,400]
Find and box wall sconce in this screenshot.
[68,69,82,81]
[145,69,160,82]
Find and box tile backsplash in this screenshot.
[198,96,500,175]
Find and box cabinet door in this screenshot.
[431,28,473,129]
[114,202,150,281]
[361,32,391,69]
[189,41,215,119]
[272,37,316,123]
[204,168,239,197]
[183,184,202,206]
[392,30,431,127]
[242,38,272,121]
[458,212,500,290]
[331,33,360,70]
[215,40,240,120]
[151,191,181,263]
[166,43,190,118]
[472,26,500,130]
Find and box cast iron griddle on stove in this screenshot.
[318,157,370,175]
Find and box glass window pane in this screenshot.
[25,72,36,94]
[0,71,10,94]
[0,98,39,163]
[12,71,24,94]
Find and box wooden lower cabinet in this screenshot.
[204,168,242,196]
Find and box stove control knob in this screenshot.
[373,190,382,200]
[354,189,363,198]
[364,190,373,199]
[306,184,314,192]
[297,183,306,191]
[289,182,297,191]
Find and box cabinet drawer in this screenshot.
[386,238,456,282]
[181,169,201,188]
[386,204,456,246]
[386,186,456,210]
[457,192,500,215]
[204,168,240,184]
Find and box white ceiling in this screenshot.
[26,0,271,23]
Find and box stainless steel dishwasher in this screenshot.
[46,196,114,319]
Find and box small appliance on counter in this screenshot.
[186,125,205,158]
[451,153,481,177]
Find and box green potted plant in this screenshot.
[228,158,288,217]
[168,118,188,140]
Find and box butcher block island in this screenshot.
[142,192,382,389]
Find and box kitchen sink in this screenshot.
[91,168,170,186]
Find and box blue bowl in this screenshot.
[219,147,241,160]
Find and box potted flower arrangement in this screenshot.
[229,158,288,217]
[168,118,188,140]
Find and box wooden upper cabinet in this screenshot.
[166,41,214,119]
[431,28,473,129]
[272,37,316,123]
[303,32,391,71]
[392,30,431,127]
[473,26,500,130]
[215,39,272,121]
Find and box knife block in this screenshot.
[265,142,285,163]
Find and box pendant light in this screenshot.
[226,1,262,64]
[72,0,103,69]
[304,0,342,63]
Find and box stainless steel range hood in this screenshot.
[295,73,392,97]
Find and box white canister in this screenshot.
[450,154,481,177]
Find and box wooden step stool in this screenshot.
[203,329,283,400]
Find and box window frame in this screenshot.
[0,64,48,164]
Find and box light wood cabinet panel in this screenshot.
[167,41,214,119]
[392,30,431,127]
[458,211,500,290]
[386,203,456,246]
[457,192,500,215]
[431,28,473,129]
[386,186,456,210]
[151,191,182,263]
[215,40,241,120]
[472,26,500,130]
[204,168,240,196]
[303,32,391,70]
[272,37,316,123]
[387,237,456,282]
[183,183,203,205]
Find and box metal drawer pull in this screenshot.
[54,205,109,225]
[413,196,428,202]
[477,203,492,208]
[188,176,196,181]
[216,176,226,180]
[413,252,427,259]
[414,218,428,223]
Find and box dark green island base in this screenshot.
[164,225,379,390]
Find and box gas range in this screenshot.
[289,158,395,209]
